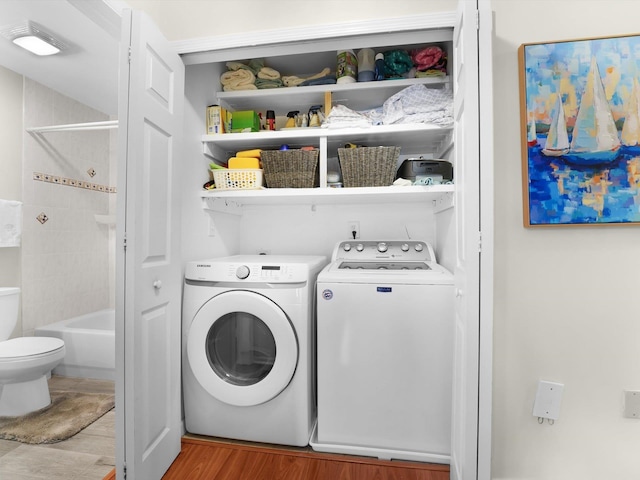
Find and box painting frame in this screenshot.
[519,33,640,227]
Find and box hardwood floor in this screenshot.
[104,437,448,480]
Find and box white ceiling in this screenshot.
[0,0,122,116]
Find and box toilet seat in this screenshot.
[0,337,65,360]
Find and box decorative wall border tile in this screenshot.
[33,172,116,193]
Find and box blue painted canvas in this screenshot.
[519,34,640,226]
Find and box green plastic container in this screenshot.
[231,110,260,133]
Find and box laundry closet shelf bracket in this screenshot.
[433,191,454,213]
[201,197,243,215]
[202,142,228,163]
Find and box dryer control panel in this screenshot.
[184,255,327,283]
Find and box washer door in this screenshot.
[187,290,298,406]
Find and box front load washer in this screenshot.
[182,255,326,447]
[312,241,454,464]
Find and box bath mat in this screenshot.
[0,391,114,444]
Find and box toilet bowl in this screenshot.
[0,337,65,416]
[0,287,66,416]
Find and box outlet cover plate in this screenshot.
[623,390,640,419]
[533,380,564,420]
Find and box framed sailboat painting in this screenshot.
[519,34,640,227]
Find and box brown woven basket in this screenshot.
[338,146,401,187]
[261,149,319,188]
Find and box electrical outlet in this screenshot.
[348,221,360,240]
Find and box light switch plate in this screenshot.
[533,380,564,421]
[623,390,640,419]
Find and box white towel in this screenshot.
[0,199,22,247]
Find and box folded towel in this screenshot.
[0,199,22,247]
[223,83,258,92]
[258,67,281,80]
[255,78,283,89]
[220,69,256,91]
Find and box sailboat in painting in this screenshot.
[564,56,621,165]
[542,94,569,156]
[621,77,640,150]
[527,111,538,146]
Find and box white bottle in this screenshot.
[357,48,375,82]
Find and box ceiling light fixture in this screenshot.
[0,21,67,56]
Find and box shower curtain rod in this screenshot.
[26,120,119,133]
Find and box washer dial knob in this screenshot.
[343,243,352,252]
[377,242,388,253]
[236,265,250,279]
[414,243,424,252]
[401,243,410,252]
[356,243,364,252]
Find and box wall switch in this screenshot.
[623,390,640,419]
[348,221,360,240]
[533,380,564,421]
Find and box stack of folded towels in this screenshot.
[220,60,283,91]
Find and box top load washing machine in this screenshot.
[182,255,326,447]
[312,240,454,464]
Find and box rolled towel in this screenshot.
[255,78,283,89]
[220,69,256,91]
[258,67,281,80]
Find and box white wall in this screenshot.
[129,0,640,478]
[492,0,640,478]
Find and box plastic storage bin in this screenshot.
[213,169,264,190]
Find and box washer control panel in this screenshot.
[333,240,434,262]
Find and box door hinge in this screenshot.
[478,232,482,253]
[475,9,480,30]
[123,233,127,251]
[128,46,132,64]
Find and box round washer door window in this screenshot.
[187,290,298,406]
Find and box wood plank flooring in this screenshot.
[103,437,449,480]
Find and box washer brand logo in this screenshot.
[196,264,211,268]
[322,289,333,300]
[376,287,392,293]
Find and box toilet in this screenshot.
[0,287,65,416]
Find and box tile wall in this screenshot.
[20,79,116,336]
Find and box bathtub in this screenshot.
[35,309,115,381]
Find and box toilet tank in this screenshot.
[0,287,20,341]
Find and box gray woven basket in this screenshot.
[261,149,319,188]
[338,146,401,187]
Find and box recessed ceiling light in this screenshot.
[0,20,67,56]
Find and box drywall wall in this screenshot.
[491,0,640,478]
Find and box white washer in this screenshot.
[312,241,454,464]
[182,255,326,447]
